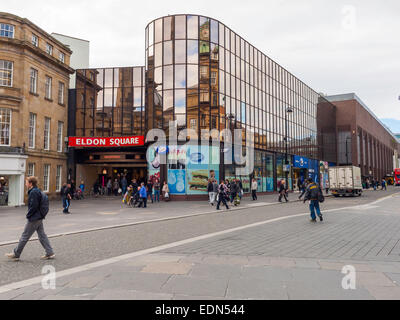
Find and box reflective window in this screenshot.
[199,17,210,41]
[175,16,186,39]
[155,19,163,43]
[187,15,198,39]
[164,65,173,90]
[175,65,186,88]
[175,40,186,64]
[163,90,173,111]
[219,23,225,47]
[211,20,218,44]
[175,89,186,113]
[187,40,198,64]
[104,69,113,87]
[164,41,173,65]
[164,16,173,41]
[187,65,199,88]
[148,22,154,46]
[154,67,162,90]
[133,68,142,86]
[155,43,162,67]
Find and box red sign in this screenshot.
[69,136,145,148]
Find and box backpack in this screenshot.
[39,191,49,218]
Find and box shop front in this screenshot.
[293,155,309,191]
[0,153,28,207]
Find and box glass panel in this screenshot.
[155,43,162,67]
[164,65,173,90]
[219,23,224,47]
[96,69,104,87]
[175,64,186,88]
[104,69,113,87]
[163,90,173,112]
[134,87,142,106]
[176,114,186,127]
[175,40,186,64]
[164,16,173,41]
[148,22,154,46]
[175,89,186,113]
[187,65,198,88]
[154,67,162,91]
[155,18,163,43]
[164,40,173,65]
[133,67,142,86]
[145,27,149,48]
[225,28,230,50]
[187,15,198,39]
[199,17,210,41]
[210,19,218,44]
[187,40,198,64]
[175,15,186,39]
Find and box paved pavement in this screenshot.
[0,192,294,244]
[0,188,399,300]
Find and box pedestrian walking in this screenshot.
[304,178,324,222]
[61,183,72,214]
[216,181,230,211]
[298,180,307,200]
[121,175,128,196]
[229,179,238,204]
[212,179,219,205]
[207,179,216,206]
[93,180,100,197]
[251,178,258,201]
[147,180,154,203]
[278,179,289,202]
[79,180,85,199]
[113,179,120,196]
[162,181,170,201]
[138,182,147,208]
[107,179,112,196]
[5,176,55,261]
[153,179,161,203]
[382,179,387,191]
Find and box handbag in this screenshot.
[318,190,325,203]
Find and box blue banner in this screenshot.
[293,156,309,168]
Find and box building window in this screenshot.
[28,113,36,149]
[57,121,63,152]
[43,164,50,192]
[32,34,39,47]
[58,82,65,104]
[46,43,53,55]
[44,117,50,150]
[0,23,14,38]
[59,52,65,63]
[190,118,197,130]
[0,60,13,87]
[45,76,52,99]
[200,66,208,80]
[30,68,38,93]
[27,163,35,177]
[0,108,11,146]
[56,165,62,192]
[211,71,217,85]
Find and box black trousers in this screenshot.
[251,190,257,200]
[279,192,288,202]
[217,195,229,209]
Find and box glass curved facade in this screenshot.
[71,14,337,194]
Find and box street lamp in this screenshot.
[284,107,293,187]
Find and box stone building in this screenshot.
[0,12,74,206]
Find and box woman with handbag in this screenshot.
[162,181,170,202]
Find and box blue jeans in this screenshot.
[62,198,70,212]
[154,190,160,202]
[309,200,321,220]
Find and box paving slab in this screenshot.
[226,278,288,300]
[141,262,193,275]
[161,275,228,297]
[93,289,173,300]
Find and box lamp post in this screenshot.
[284,107,293,187]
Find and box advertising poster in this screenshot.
[168,169,186,194]
[262,177,267,192]
[267,177,274,192]
[147,145,161,182]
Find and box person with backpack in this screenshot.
[304,178,324,222]
[5,176,54,261]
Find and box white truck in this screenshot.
[328,166,363,197]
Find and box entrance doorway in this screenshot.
[0,176,9,206]
[293,168,308,191]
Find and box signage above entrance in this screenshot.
[69,136,145,148]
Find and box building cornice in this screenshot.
[0,12,73,54]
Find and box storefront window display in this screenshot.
[276,154,292,190]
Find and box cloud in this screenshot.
[2,0,399,118]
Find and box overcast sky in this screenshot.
[3,0,400,120]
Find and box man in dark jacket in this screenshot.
[61,183,72,214]
[304,178,323,222]
[278,180,289,202]
[216,181,230,210]
[5,176,55,261]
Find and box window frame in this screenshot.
[45,75,52,99]
[43,164,50,193]
[58,81,65,104]
[0,60,13,87]
[0,23,14,38]
[46,42,53,55]
[59,51,65,63]
[27,163,35,177]
[0,108,11,146]
[57,121,63,152]
[44,117,51,150]
[30,68,38,94]
[32,34,39,47]
[56,165,62,192]
[28,113,36,149]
